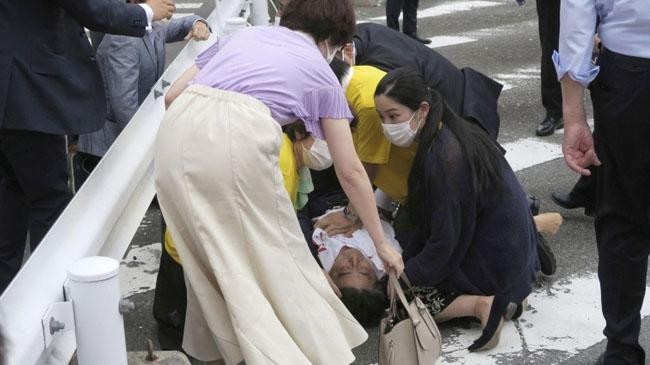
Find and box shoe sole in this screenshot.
[537,234,557,276]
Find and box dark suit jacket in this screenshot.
[353,23,503,141]
[0,0,149,135]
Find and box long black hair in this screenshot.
[374,68,504,225]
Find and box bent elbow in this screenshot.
[336,164,367,189]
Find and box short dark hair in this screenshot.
[340,287,387,328]
[329,57,351,84]
[279,0,356,46]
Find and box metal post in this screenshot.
[250,0,269,25]
[67,257,127,365]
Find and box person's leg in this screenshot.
[534,213,563,235]
[153,244,187,351]
[12,131,72,250]
[551,171,596,216]
[401,0,419,36]
[0,136,29,293]
[434,295,485,323]
[535,0,563,136]
[591,50,650,365]
[0,130,70,292]
[385,0,404,32]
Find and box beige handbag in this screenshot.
[378,271,442,365]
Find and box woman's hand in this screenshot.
[314,210,361,237]
[377,240,404,276]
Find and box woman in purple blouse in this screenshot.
[153,0,403,363]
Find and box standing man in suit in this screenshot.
[74,12,210,190]
[0,0,176,293]
[555,0,650,363]
[386,0,430,44]
[535,0,563,136]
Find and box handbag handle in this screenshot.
[387,271,420,325]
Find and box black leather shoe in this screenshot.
[537,233,557,276]
[536,115,563,136]
[551,192,595,217]
[407,34,432,44]
[527,194,540,216]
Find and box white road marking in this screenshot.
[176,2,204,9]
[492,66,540,93]
[439,273,650,364]
[428,36,477,48]
[120,243,161,297]
[368,0,501,21]
[504,138,563,172]
[428,19,536,50]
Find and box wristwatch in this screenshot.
[343,205,359,222]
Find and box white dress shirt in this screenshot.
[138,3,154,31]
[552,0,650,87]
[312,208,402,279]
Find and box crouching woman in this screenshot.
[374,68,539,352]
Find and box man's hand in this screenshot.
[185,21,211,41]
[314,210,361,237]
[560,75,602,176]
[563,121,601,175]
[146,0,176,21]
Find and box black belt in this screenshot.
[603,47,650,68]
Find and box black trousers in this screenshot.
[0,130,71,293]
[152,244,187,351]
[568,168,596,210]
[536,0,562,117]
[386,0,419,36]
[591,49,650,365]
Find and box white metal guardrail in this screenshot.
[0,0,259,363]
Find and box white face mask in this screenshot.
[382,111,422,147]
[325,43,340,64]
[302,138,333,170]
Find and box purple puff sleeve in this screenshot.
[298,86,353,139]
[195,34,231,69]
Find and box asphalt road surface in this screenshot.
[119,1,650,364]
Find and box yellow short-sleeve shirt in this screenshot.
[347,66,417,203]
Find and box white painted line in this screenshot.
[492,65,540,93]
[426,20,536,49]
[439,273,650,364]
[176,2,203,9]
[120,243,161,297]
[503,138,563,172]
[427,36,476,48]
[172,12,196,18]
[368,0,501,21]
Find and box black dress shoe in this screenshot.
[551,192,595,217]
[407,33,432,44]
[527,194,540,216]
[537,233,557,276]
[536,115,563,136]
